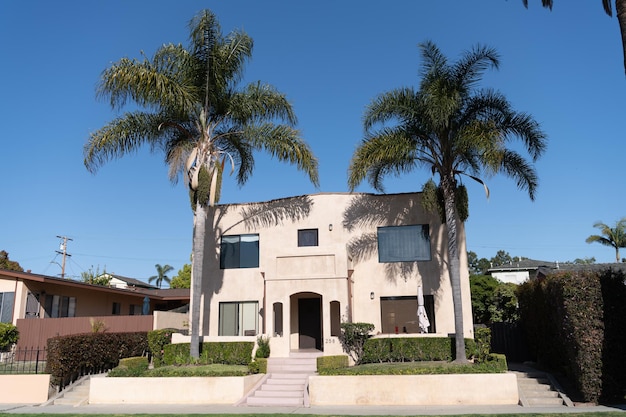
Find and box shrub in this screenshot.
[163,342,254,366]
[46,332,148,386]
[249,358,267,374]
[317,355,349,371]
[108,357,149,377]
[362,337,477,363]
[339,322,374,365]
[255,335,270,358]
[474,327,491,363]
[147,328,176,367]
[0,323,19,352]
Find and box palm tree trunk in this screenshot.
[617,0,626,75]
[440,176,467,363]
[190,202,207,359]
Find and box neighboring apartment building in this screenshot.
[196,192,473,357]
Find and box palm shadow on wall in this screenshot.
[342,193,446,298]
[199,195,314,334]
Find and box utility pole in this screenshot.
[56,235,72,278]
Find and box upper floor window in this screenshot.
[220,234,260,269]
[298,229,319,247]
[377,225,431,262]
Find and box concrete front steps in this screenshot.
[52,377,90,406]
[513,370,572,407]
[244,351,320,407]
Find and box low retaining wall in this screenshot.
[308,373,519,406]
[0,374,51,403]
[89,374,264,404]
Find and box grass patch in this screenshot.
[318,360,506,375]
[108,363,249,377]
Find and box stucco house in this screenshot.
[195,192,473,357]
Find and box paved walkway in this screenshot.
[1,402,624,415]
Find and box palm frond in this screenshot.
[497,149,539,200]
[84,112,165,173]
[363,87,419,131]
[243,123,319,187]
[229,82,297,126]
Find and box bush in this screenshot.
[108,356,149,377]
[147,328,176,367]
[249,358,267,374]
[317,355,349,371]
[474,327,491,363]
[0,323,19,352]
[362,337,477,363]
[255,335,270,358]
[163,342,254,366]
[339,322,374,365]
[46,332,148,386]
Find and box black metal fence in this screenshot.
[0,347,47,375]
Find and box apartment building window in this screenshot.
[220,234,259,269]
[112,302,121,315]
[129,304,142,315]
[298,229,319,247]
[380,295,435,334]
[377,225,431,262]
[43,294,76,318]
[218,301,258,336]
[0,292,14,323]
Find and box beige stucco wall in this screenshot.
[153,311,187,330]
[308,374,519,406]
[89,375,263,404]
[195,192,473,356]
[0,374,51,403]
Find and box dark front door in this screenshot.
[298,298,322,350]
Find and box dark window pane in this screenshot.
[378,225,431,262]
[298,229,319,247]
[220,235,241,269]
[239,235,259,268]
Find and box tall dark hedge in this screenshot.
[46,332,148,386]
[517,269,626,403]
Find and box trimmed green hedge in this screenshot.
[163,342,254,366]
[518,268,626,403]
[317,355,349,371]
[362,337,477,363]
[147,328,176,367]
[46,332,147,385]
[249,358,267,374]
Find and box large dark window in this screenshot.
[220,234,260,269]
[219,301,259,336]
[377,225,431,262]
[380,295,435,334]
[43,294,76,318]
[298,229,318,247]
[0,292,14,323]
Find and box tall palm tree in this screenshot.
[348,41,546,362]
[84,10,319,358]
[523,0,626,75]
[585,218,626,262]
[149,264,174,289]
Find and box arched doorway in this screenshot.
[291,292,322,351]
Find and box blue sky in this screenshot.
[1,1,625,283]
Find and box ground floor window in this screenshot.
[273,302,283,336]
[0,292,14,323]
[44,294,76,318]
[219,301,259,336]
[129,304,142,315]
[380,295,435,334]
[330,300,341,336]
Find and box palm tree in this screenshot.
[522,0,626,75]
[84,10,319,358]
[149,264,174,289]
[585,218,626,262]
[348,41,546,362]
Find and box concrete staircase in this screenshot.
[52,376,90,406]
[244,351,320,407]
[513,370,572,407]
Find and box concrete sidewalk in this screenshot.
[1,402,624,415]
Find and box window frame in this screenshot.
[218,301,259,336]
[220,234,260,269]
[377,224,431,263]
[297,228,319,247]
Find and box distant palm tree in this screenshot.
[348,41,546,362]
[585,218,626,262]
[149,264,174,289]
[522,0,626,75]
[84,10,319,358]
